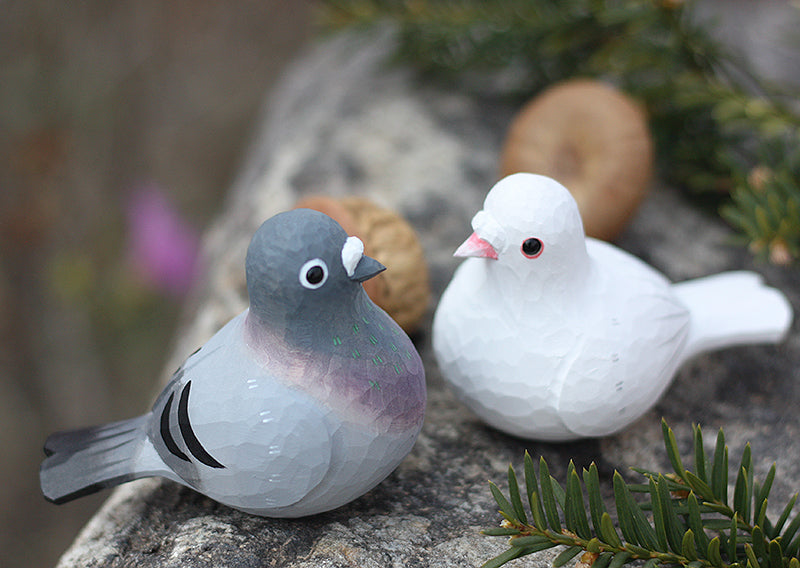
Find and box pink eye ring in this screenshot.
[521,238,543,259]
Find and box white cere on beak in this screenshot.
[341,236,365,277]
[471,210,506,252]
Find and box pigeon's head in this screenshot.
[455,173,588,281]
[245,209,385,331]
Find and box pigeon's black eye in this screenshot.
[307,266,324,284]
[521,238,543,259]
[299,258,329,289]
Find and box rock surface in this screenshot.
[54,27,800,568]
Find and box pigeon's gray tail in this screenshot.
[672,271,793,364]
[40,414,163,504]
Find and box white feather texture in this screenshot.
[433,173,793,441]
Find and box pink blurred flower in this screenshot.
[126,185,199,297]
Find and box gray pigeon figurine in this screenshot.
[40,209,427,517]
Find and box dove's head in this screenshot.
[245,209,385,335]
[456,173,589,286]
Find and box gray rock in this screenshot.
[54,26,800,568]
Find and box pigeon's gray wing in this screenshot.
[149,317,336,512]
[180,376,336,513]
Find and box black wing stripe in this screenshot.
[160,392,190,462]
[177,381,225,469]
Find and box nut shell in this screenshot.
[500,79,654,241]
[295,196,430,333]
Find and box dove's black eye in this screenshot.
[299,258,329,289]
[521,238,543,259]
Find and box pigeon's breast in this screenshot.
[246,298,426,434]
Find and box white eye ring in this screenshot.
[299,258,328,290]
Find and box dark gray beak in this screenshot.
[349,255,385,282]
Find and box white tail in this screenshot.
[672,271,793,364]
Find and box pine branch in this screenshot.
[481,419,800,568]
[721,140,800,265]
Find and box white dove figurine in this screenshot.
[41,209,426,517]
[433,173,792,441]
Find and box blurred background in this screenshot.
[0,2,317,566]
[3,2,800,567]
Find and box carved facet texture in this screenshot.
[41,209,426,517]
[433,174,792,441]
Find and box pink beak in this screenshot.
[454,232,498,260]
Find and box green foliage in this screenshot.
[321,0,800,262]
[480,420,800,568]
[721,141,800,265]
